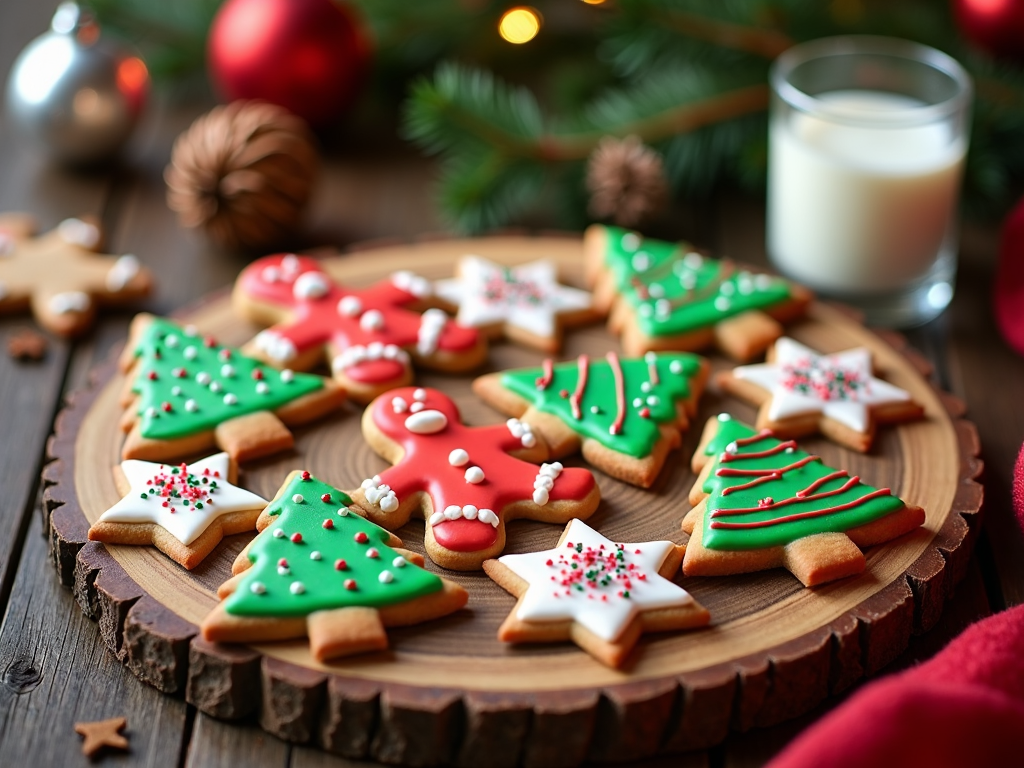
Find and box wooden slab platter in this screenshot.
[45,235,983,767]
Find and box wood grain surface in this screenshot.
[46,235,981,763]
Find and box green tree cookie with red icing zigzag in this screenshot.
[474,351,709,488]
[118,314,346,463]
[202,471,467,661]
[584,224,811,361]
[681,414,925,586]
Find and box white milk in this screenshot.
[767,90,966,294]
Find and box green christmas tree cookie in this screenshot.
[118,314,346,462]
[584,224,811,361]
[474,351,709,488]
[202,471,468,661]
[681,414,925,586]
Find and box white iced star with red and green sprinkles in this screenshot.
[98,452,266,545]
[497,519,695,642]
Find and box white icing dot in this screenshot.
[647,396,660,406]
[633,398,643,408]
[171,386,182,396]
[262,266,281,283]
[449,448,469,467]
[281,369,294,383]
[256,382,269,394]
[726,441,738,453]
[785,446,795,453]
[290,582,305,595]
[393,556,407,568]
[464,466,485,484]
[639,304,654,318]
[621,232,640,251]
[250,582,266,595]
[185,399,198,412]
[292,494,304,503]
[273,528,285,538]
[145,407,158,418]
[338,295,362,316]
[669,361,683,374]
[413,388,426,401]
[196,372,211,385]
[683,252,703,269]
[631,252,650,272]
[404,409,448,434]
[720,281,735,296]
[378,571,393,584]
[410,401,424,413]
[392,396,408,414]
[183,346,197,360]
[222,393,237,405]
[337,507,349,517]
[366,547,379,559]
[590,405,600,414]
[644,351,657,363]
[277,565,290,575]
[293,271,330,300]
[462,505,478,520]
[648,283,664,298]
[310,551,322,561]
[359,309,385,332]
[718,413,732,421]
[210,381,222,393]
[714,296,731,311]
[533,487,550,505]
[165,334,179,348]
[641,381,652,393]
[221,364,235,377]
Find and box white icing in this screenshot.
[222,393,237,405]
[379,571,394,583]
[332,343,409,373]
[338,295,362,316]
[393,556,407,568]
[428,504,497,527]
[256,382,269,394]
[280,369,294,382]
[310,551,322,560]
[261,266,281,283]
[433,256,592,340]
[404,409,448,434]
[106,254,140,291]
[196,372,211,385]
[416,309,448,356]
[221,364,235,377]
[413,388,427,401]
[732,337,912,434]
[292,494,304,503]
[506,418,537,448]
[464,466,484,484]
[253,330,297,362]
[359,309,385,332]
[250,581,266,594]
[362,479,399,513]
[290,582,305,595]
[281,254,300,275]
[531,462,562,506]
[49,291,90,314]
[448,448,469,466]
[391,270,432,297]
[410,401,424,413]
[392,396,408,413]
[58,218,100,248]
[292,271,330,300]
[498,519,695,642]
[98,453,266,546]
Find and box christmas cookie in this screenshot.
[88,452,266,569]
[474,352,709,488]
[202,471,468,661]
[681,414,926,586]
[352,386,601,570]
[584,224,811,361]
[432,255,599,352]
[118,314,346,463]
[233,253,487,402]
[0,213,153,337]
[716,337,925,452]
[483,518,709,668]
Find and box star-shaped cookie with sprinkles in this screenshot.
[88,452,267,569]
[484,519,709,668]
[433,256,600,352]
[0,213,153,336]
[716,337,925,452]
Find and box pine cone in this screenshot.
[586,135,669,228]
[165,100,319,251]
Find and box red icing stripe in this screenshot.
[733,430,774,447]
[709,489,893,530]
[712,475,864,518]
[796,470,849,498]
[718,456,819,496]
[570,355,589,420]
[535,358,554,390]
[720,472,780,495]
[607,351,626,436]
[720,440,798,462]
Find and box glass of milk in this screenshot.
[767,37,972,326]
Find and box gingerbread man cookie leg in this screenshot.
[232,254,487,403]
[118,314,346,463]
[681,414,925,587]
[484,519,710,668]
[201,471,468,662]
[0,213,153,337]
[716,337,926,453]
[350,387,601,571]
[473,352,709,488]
[583,224,812,362]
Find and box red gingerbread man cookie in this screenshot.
[352,386,602,570]
[233,254,487,402]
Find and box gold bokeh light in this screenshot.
[499,7,542,44]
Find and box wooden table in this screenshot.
[1,5,1021,766]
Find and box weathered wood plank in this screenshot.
[185,714,289,768]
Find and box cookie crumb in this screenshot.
[7,328,47,361]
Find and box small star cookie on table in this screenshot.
[74,716,129,757]
[88,452,267,569]
[0,213,153,336]
[232,253,487,403]
[432,255,600,352]
[716,337,925,452]
[483,519,709,668]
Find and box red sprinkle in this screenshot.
[559,389,569,398]
[322,519,334,530]
[161,402,172,412]
[252,369,264,380]
[639,407,651,418]
[335,559,348,570]
[147,371,158,380]
[344,578,357,590]
[278,558,288,567]
[219,349,231,360]
[321,493,332,503]
[290,532,303,543]
[301,471,311,481]
[173,367,186,378]
[354,531,368,544]
[546,559,553,566]
[203,336,216,348]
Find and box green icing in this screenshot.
[700,415,905,551]
[226,475,443,617]
[601,225,792,337]
[130,318,324,441]
[501,353,703,458]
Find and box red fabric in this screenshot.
[767,604,1024,768]
[995,197,1024,356]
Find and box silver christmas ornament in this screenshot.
[5,2,149,166]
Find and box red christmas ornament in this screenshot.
[952,0,1024,60]
[994,196,1024,355]
[207,0,371,126]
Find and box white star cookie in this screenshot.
[88,452,267,569]
[433,256,599,352]
[718,337,925,452]
[483,519,709,668]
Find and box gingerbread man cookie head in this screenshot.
[357,385,601,570]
